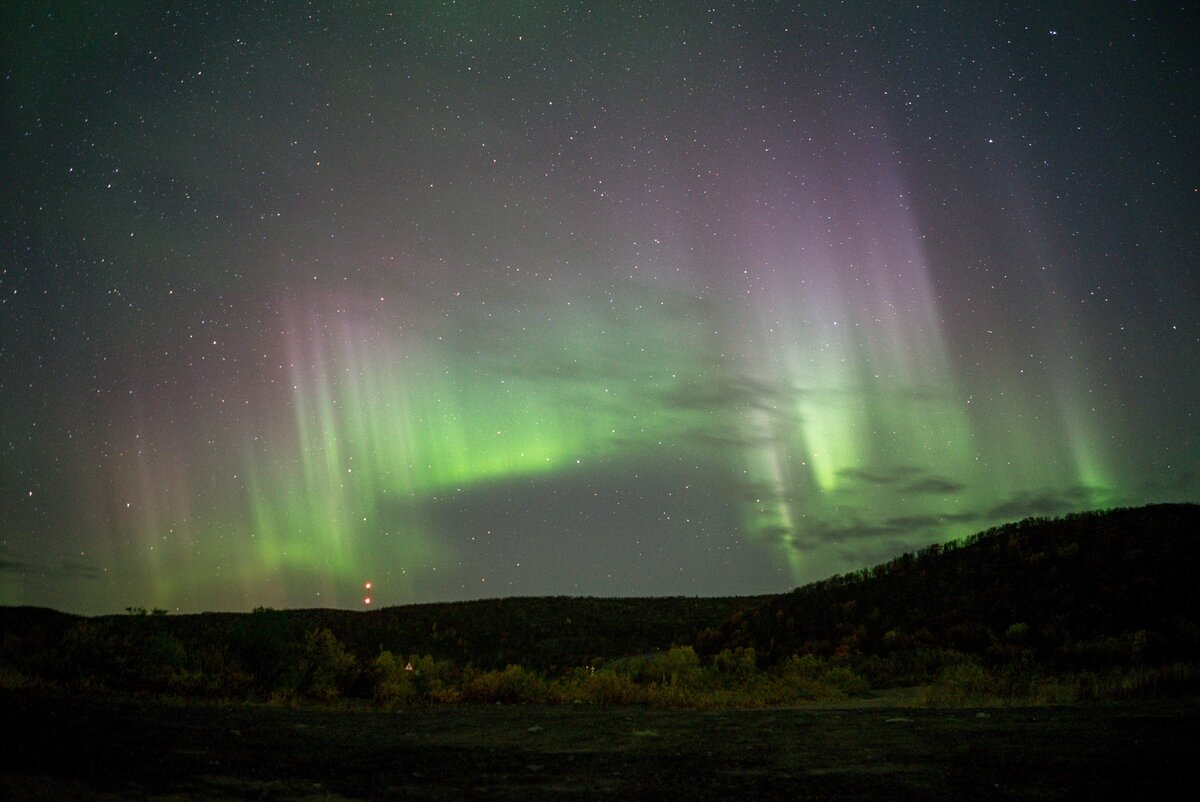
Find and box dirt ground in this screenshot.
[2,688,1196,800]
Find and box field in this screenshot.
[2,689,1196,800]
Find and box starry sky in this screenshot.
[2,2,1197,615]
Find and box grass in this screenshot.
[923,661,1200,707]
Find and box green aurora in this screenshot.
[1,2,1196,614]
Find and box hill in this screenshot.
[2,504,1197,706]
[207,594,767,672]
[0,595,766,684]
[697,504,1200,671]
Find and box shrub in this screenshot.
[373,650,419,706]
[925,660,992,706]
[771,654,870,701]
[296,627,357,701]
[821,665,870,696]
[625,646,703,688]
[713,647,757,683]
[390,653,462,704]
[1004,622,1030,643]
[564,669,645,706]
[462,664,547,704]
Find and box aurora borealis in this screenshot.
[2,2,1197,615]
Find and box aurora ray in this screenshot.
[1,2,1196,614]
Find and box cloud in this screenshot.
[0,557,102,580]
[778,508,985,556]
[798,518,903,543]
[754,525,794,545]
[660,376,795,413]
[903,477,967,494]
[837,465,923,485]
[984,487,1107,520]
[682,426,780,450]
[837,465,966,495]
[0,558,36,574]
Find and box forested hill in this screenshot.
[278,595,767,671]
[0,595,767,675]
[3,504,1197,688]
[697,504,1200,667]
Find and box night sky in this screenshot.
[2,2,1197,615]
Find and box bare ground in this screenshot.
[2,688,1196,800]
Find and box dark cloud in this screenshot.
[0,557,36,574]
[661,377,794,413]
[781,508,984,557]
[801,519,903,542]
[837,465,924,486]
[904,477,967,494]
[755,525,794,545]
[837,465,966,496]
[985,487,1106,521]
[682,426,780,450]
[0,557,101,580]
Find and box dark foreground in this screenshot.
[2,689,1196,800]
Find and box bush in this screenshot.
[822,665,870,696]
[925,660,992,706]
[624,646,703,687]
[561,669,645,706]
[462,664,547,704]
[855,648,973,688]
[382,653,462,704]
[295,627,357,701]
[373,650,419,706]
[772,654,870,701]
[713,647,757,683]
